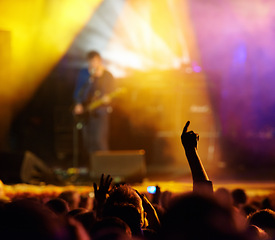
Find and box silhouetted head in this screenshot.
[0,198,67,240]
[74,211,96,233]
[262,197,273,210]
[87,50,101,60]
[246,225,270,240]
[45,198,69,216]
[215,187,233,208]
[243,204,258,217]
[90,217,132,240]
[86,50,103,77]
[232,188,247,207]
[159,193,244,240]
[103,203,143,237]
[248,209,275,237]
[105,185,145,226]
[59,191,80,210]
[67,208,88,217]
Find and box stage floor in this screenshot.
[1,163,274,201]
[2,176,275,201]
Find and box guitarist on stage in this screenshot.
[73,50,115,159]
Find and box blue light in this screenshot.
[147,186,156,194]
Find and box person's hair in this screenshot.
[248,209,275,236]
[159,193,244,240]
[0,198,66,240]
[232,188,247,206]
[243,204,258,216]
[262,197,273,210]
[214,187,233,208]
[74,211,96,233]
[58,190,80,210]
[103,184,144,236]
[67,208,88,217]
[90,216,132,240]
[246,225,270,240]
[105,184,142,214]
[45,198,69,216]
[87,50,101,60]
[103,203,142,236]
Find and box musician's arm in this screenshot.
[73,69,90,104]
[73,69,90,115]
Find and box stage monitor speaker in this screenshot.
[0,151,60,185]
[90,150,146,183]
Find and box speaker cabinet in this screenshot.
[0,151,60,185]
[90,150,146,182]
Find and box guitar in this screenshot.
[74,87,127,124]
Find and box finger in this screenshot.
[104,175,111,190]
[93,183,98,193]
[107,177,113,186]
[105,176,112,190]
[105,174,111,185]
[183,121,190,133]
[189,131,195,135]
[100,173,104,186]
[189,131,198,138]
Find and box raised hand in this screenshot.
[181,121,199,149]
[180,121,212,193]
[93,174,112,217]
[93,174,112,201]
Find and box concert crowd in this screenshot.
[0,121,275,240]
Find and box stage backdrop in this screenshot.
[2,0,275,178]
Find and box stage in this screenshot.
[1,0,275,206]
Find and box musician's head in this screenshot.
[87,50,103,76]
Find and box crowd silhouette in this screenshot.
[0,121,274,240]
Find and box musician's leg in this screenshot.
[98,113,109,151]
[86,113,109,153]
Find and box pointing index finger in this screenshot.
[183,121,190,133]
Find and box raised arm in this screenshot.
[135,190,160,232]
[93,174,113,218]
[181,121,213,194]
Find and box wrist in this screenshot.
[183,146,197,153]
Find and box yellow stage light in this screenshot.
[0,0,102,148]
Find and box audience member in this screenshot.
[45,198,69,217]
[90,217,132,240]
[159,192,245,240]
[74,211,97,234]
[67,207,88,217]
[2,120,275,240]
[181,121,213,195]
[103,203,143,237]
[246,225,270,240]
[248,209,275,238]
[59,190,81,210]
[0,198,68,240]
[232,188,247,208]
[214,187,233,208]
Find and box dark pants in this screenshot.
[83,112,109,154]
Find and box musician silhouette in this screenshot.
[73,51,115,166]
